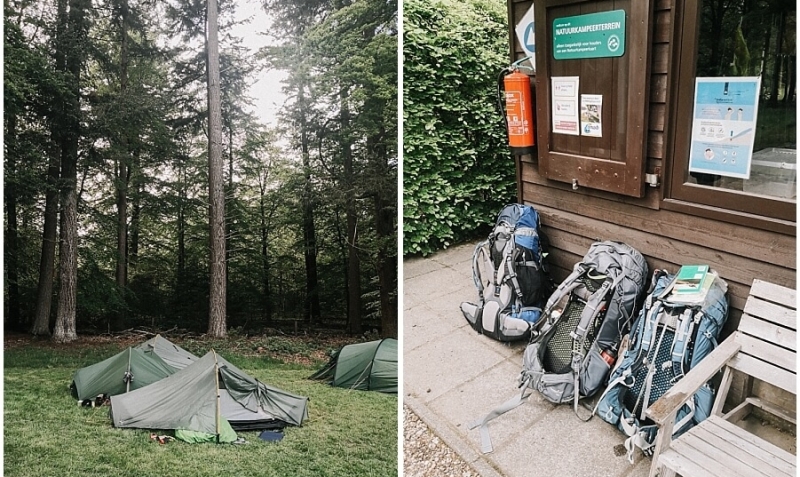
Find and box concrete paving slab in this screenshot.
[403,302,465,353]
[422,286,473,319]
[404,256,443,280]
[403,288,422,312]
[405,265,467,303]
[405,326,507,404]
[489,405,639,477]
[403,246,656,477]
[431,242,477,268]
[429,359,557,453]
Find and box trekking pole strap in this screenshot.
[670,309,696,381]
[467,378,532,454]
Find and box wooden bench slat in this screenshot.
[658,447,721,477]
[669,437,753,477]
[743,297,797,332]
[750,279,796,309]
[736,332,796,373]
[738,314,796,352]
[729,353,796,394]
[697,417,795,476]
[704,415,796,467]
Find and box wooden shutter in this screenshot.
[533,0,653,198]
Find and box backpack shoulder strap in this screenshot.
[471,239,491,302]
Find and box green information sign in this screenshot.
[553,10,626,60]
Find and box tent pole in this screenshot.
[126,347,132,393]
[213,349,221,443]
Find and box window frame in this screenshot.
[664,0,796,233]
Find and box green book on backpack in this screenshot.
[673,264,709,294]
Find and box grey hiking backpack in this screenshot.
[460,204,552,342]
[594,268,728,463]
[469,241,648,453]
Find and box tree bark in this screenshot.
[33,0,69,336]
[371,131,397,339]
[176,165,186,307]
[341,88,361,335]
[129,153,141,271]
[5,112,22,331]
[206,0,226,337]
[53,0,88,343]
[299,86,321,326]
[259,182,272,324]
[113,0,130,331]
[32,149,60,336]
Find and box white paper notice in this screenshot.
[551,76,580,135]
[580,94,602,137]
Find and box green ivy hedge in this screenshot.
[403,0,516,256]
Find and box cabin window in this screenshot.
[667,0,796,228]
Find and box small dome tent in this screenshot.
[310,338,397,393]
[70,335,199,401]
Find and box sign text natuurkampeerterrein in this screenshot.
[553,10,626,60]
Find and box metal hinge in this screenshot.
[645,171,661,188]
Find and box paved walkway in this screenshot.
[404,242,651,477]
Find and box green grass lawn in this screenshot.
[4,336,398,477]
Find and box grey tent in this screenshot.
[135,334,198,369]
[70,335,199,401]
[110,350,309,443]
[310,338,397,393]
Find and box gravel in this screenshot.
[403,405,480,477]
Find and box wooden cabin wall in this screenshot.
[509,0,795,410]
[510,0,796,343]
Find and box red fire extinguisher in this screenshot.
[501,68,535,155]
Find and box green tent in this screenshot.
[71,347,177,401]
[310,338,397,393]
[110,350,309,443]
[70,335,199,401]
[135,334,198,370]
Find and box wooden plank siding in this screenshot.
[508,0,796,346]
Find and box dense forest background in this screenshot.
[4,0,398,340]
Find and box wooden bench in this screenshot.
[646,279,796,477]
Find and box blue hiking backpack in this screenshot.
[460,203,552,342]
[594,269,729,463]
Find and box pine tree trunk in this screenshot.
[5,113,22,331]
[33,0,68,337]
[376,136,398,338]
[176,168,186,313]
[299,87,321,326]
[259,185,272,324]
[53,179,78,343]
[53,0,88,343]
[206,0,226,337]
[129,155,141,271]
[342,89,361,335]
[113,0,130,331]
[32,151,60,336]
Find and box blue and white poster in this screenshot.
[688,77,761,179]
